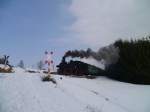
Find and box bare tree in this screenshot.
[37,60,43,70]
[18,60,25,69]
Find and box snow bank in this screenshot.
[0,64,10,70]
[13,67,25,73]
[0,72,150,112]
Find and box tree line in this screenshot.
[106,37,150,84]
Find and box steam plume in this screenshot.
[62,44,119,66]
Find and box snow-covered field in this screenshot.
[0,68,150,112]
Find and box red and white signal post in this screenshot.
[44,51,54,75]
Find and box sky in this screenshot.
[0,0,150,67]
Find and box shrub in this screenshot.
[0,66,13,73]
[42,75,51,81]
[42,75,57,84]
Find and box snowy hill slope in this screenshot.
[0,71,150,112]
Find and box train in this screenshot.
[57,59,105,77]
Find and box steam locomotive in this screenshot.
[57,59,105,76]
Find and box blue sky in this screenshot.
[0,0,75,66]
[0,0,150,67]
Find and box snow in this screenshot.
[0,68,150,112]
[0,64,10,70]
[25,68,41,73]
[12,67,25,73]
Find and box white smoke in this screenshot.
[80,57,105,70]
[65,56,105,70]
